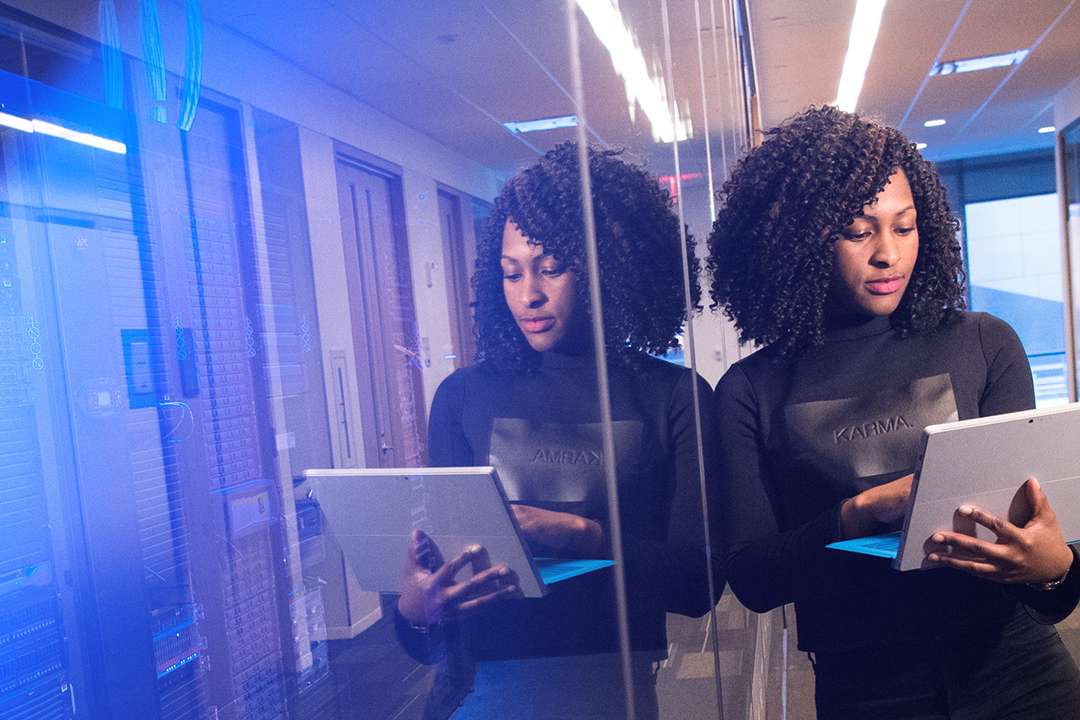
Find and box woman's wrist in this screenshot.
[397,599,441,630]
[1028,543,1076,590]
[1028,567,1069,591]
[396,593,433,627]
[839,496,868,541]
[575,517,606,557]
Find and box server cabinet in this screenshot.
[0,70,332,720]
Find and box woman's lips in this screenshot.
[520,317,555,333]
[865,277,903,295]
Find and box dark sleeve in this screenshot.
[621,371,726,618]
[976,313,1035,417]
[427,370,473,467]
[976,315,1080,620]
[715,364,842,614]
[1021,546,1080,624]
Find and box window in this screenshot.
[965,194,1068,406]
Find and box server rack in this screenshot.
[0,64,333,720]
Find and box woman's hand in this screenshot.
[397,530,519,627]
[511,505,605,558]
[839,473,914,540]
[925,478,1074,585]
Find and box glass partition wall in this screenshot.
[0,2,762,720]
[1062,118,1080,404]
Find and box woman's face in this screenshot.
[829,169,919,317]
[501,220,579,352]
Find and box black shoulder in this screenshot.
[437,360,502,385]
[970,311,1024,350]
[430,362,499,409]
[928,311,1025,354]
[725,344,786,388]
[613,353,715,411]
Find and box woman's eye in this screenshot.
[503,272,521,282]
[895,226,915,236]
[541,267,565,277]
[842,231,870,241]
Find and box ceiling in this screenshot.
[751,0,1080,161]
[184,0,744,176]
[5,0,1080,174]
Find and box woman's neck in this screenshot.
[545,336,593,357]
[821,310,893,342]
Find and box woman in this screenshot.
[397,141,721,720]
[709,105,1080,719]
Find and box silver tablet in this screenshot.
[828,403,1080,570]
[896,403,1080,570]
[304,466,612,597]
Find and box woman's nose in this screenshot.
[870,232,902,267]
[521,274,546,307]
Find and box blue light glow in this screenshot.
[178,0,203,132]
[140,0,168,123]
[98,1,124,109]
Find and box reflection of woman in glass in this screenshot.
[397,141,720,720]
[710,105,1080,719]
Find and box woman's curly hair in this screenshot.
[474,141,699,373]
[707,105,965,357]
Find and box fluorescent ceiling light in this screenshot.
[834,0,887,113]
[31,119,126,154]
[575,0,690,143]
[1038,126,1056,134]
[0,111,126,154]
[930,49,1028,77]
[503,115,578,134]
[0,111,33,133]
[923,118,946,127]
[915,142,928,150]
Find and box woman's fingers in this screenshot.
[927,508,1016,568]
[455,583,523,618]
[924,480,1074,584]
[441,565,519,619]
[956,504,1019,540]
[447,564,516,597]
[1024,477,1058,525]
[930,528,993,557]
[925,553,999,575]
[408,529,445,572]
[401,537,517,625]
[925,531,1019,580]
[434,544,484,583]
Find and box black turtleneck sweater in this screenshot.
[422,350,721,660]
[714,311,1080,652]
